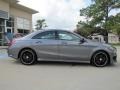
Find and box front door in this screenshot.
[57,31,92,61]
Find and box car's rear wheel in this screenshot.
[91,51,109,67]
[20,49,37,65]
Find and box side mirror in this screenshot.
[80,38,85,44]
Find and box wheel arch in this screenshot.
[18,47,37,59]
[90,50,110,64]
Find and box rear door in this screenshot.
[32,31,59,60]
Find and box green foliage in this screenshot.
[76,0,120,41]
[110,42,120,46]
[108,13,120,35]
[76,21,94,37]
[35,19,47,30]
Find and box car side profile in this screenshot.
[8,29,117,67]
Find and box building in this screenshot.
[108,33,119,43]
[0,0,38,46]
[89,33,120,44]
[89,34,105,43]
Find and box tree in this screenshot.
[76,21,94,37]
[108,13,120,40]
[77,0,120,43]
[35,19,47,30]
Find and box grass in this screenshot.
[109,43,120,46]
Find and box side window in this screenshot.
[32,31,56,39]
[58,31,80,41]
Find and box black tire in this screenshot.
[20,49,37,65]
[91,51,109,67]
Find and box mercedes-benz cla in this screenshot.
[8,29,117,67]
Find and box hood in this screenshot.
[86,39,111,47]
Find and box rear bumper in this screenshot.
[7,47,19,59]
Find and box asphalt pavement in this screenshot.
[0,47,120,90]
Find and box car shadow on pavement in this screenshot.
[37,61,91,67]
[13,60,91,67]
[11,58,119,68]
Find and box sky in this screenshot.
[19,0,92,30]
[18,0,119,30]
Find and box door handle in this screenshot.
[35,41,42,43]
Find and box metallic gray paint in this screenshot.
[8,29,117,64]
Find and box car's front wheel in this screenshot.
[20,49,37,65]
[91,51,109,67]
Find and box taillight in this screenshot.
[8,40,16,47]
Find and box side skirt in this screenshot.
[37,58,90,63]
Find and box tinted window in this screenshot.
[32,31,56,39]
[58,31,80,41]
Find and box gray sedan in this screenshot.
[8,29,117,67]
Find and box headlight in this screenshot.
[103,44,117,52]
[107,46,116,52]
[113,47,117,52]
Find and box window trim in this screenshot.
[32,31,57,40]
[56,30,80,41]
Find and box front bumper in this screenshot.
[109,51,117,64]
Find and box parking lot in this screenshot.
[0,47,120,90]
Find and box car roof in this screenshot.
[21,29,73,39]
[34,29,73,33]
